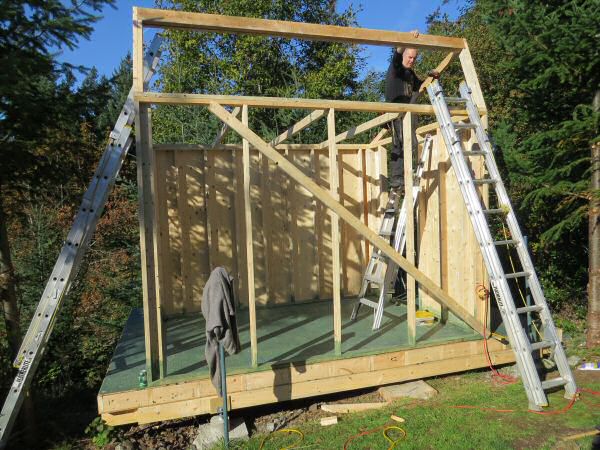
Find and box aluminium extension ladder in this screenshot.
[0,35,163,449]
[427,79,577,410]
[350,134,433,330]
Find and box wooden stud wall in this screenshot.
[416,126,486,325]
[152,146,382,315]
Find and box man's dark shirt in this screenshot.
[385,50,422,104]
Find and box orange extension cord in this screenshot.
[450,284,600,415]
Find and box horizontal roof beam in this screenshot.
[135,8,466,51]
[136,92,477,115]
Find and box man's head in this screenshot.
[402,48,418,69]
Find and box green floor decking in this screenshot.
[99,300,481,395]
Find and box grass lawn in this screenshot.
[224,351,600,449]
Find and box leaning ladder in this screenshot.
[350,134,433,330]
[0,36,163,448]
[427,79,577,410]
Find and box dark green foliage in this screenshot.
[152,0,375,146]
[420,1,598,312]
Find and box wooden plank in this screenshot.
[211,106,241,147]
[242,105,258,367]
[136,92,475,115]
[132,8,143,93]
[99,338,510,414]
[370,128,388,145]
[403,113,416,345]
[136,8,466,50]
[459,42,487,111]
[339,150,364,295]
[155,143,388,151]
[186,150,209,308]
[135,104,166,380]
[175,150,194,312]
[419,51,457,93]
[164,151,184,314]
[318,113,398,149]
[328,109,342,355]
[100,342,514,424]
[207,102,485,334]
[270,109,326,146]
[321,403,387,413]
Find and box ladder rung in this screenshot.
[530,340,554,351]
[359,298,378,309]
[473,178,496,185]
[494,239,518,245]
[484,208,504,215]
[445,97,467,103]
[364,274,385,285]
[463,150,486,156]
[454,123,477,130]
[541,377,568,390]
[505,271,531,279]
[384,208,396,214]
[379,230,393,237]
[516,305,543,314]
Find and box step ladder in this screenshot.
[426,79,577,410]
[0,36,164,449]
[350,134,433,330]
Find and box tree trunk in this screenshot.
[587,90,600,347]
[0,188,21,357]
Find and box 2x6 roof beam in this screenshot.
[135,7,466,52]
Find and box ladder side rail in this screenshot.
[428,81,548,407]
[1,37,163,447]
[460,83,577,398]
[14,35,162,365]
[0,138,134,445]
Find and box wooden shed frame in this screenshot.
[97,7,514,425]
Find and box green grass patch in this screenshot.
[217,361,599,450]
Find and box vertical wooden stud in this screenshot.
[242,105,258,367]
[459,42,487,111]
[135,103,166,381]
[403,113,416,345]
[133,8,143,93]
[328,109,342,355]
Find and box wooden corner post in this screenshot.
[328,109,342,356]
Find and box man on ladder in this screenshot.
[384,32,438,296]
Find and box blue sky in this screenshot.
[58,0,465,80]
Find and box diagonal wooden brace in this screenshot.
[207,102,486,336]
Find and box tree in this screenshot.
[477,0,599,323]
[0,0,116,356]
[152,0,370,146]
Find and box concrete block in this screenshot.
[378,380,438,402]
[192,415,249,450]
